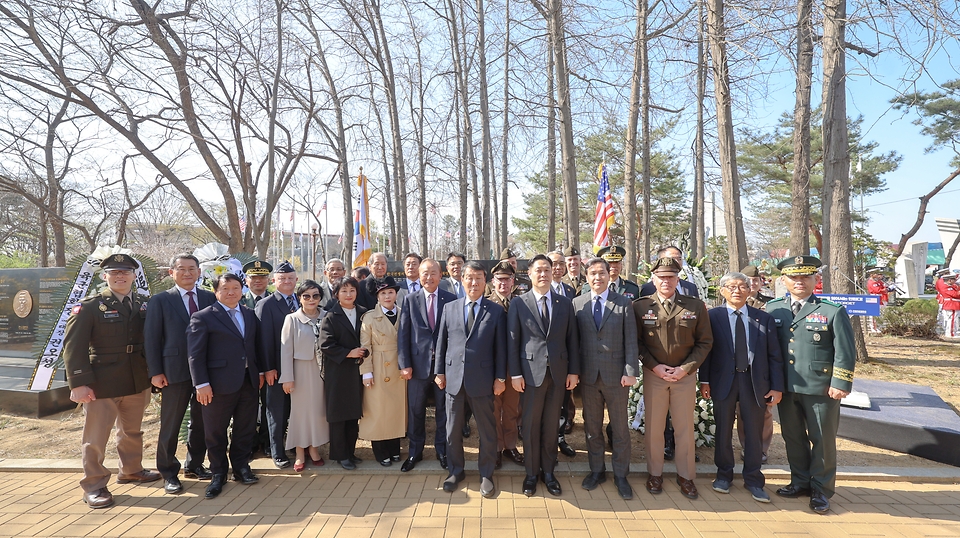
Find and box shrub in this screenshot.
[878,298,939,338]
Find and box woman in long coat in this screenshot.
[359,280,408,466]
[318,277,368,470]
[279,280,329,472]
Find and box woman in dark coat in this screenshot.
[318,277,368,470]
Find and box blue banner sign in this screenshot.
[818,294,881,317]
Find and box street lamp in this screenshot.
[311,223,319,280]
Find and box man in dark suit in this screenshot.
[398,258,457,471]
[65,253,160,509]
[241,260,273,309]
[509,254,580,497]
[358,252,391,309]
[145,253,215,495]
[597,246,641,300]
[573,257,639,499]
[435,261,507,498]
[547,251,577,299]
[700,271,784,503]
[188,273,264,499]
[254,260,298,469]
[396,252,423,306]
[439,252,467,299]
[319,258,346,310]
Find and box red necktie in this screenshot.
[187,290,198,314]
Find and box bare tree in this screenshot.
[790,0,814,256]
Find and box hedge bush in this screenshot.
[878,298,939,337]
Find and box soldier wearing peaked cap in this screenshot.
[561,246,586,295]
[241,260,273,309]
[741,265,774,310]
[596,246,640,301]
[766,255,855,514]
[496,248,531,295]
[64,253,161,509]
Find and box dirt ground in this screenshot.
[1,334,958,468]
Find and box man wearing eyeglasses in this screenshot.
[64,253,160,509]
[700,272,783,503]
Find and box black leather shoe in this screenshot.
[462,423,472,438]
[563,419,573,435]
[559,441,576,457]
[274,458,291,469]
[503,448,524,466]
[542,473,562,496]
[232,467,259,485]
[581,471,606,491]
[379,458,392,467]
[340,459,356,470]
[349,455,363,464]
[401,455,422,472]
[205,475,226,499]
[522,475,537,497]
[164,477,183,495]
[809,490,830,513]
[437,454,448,470]
[776,484,812,498]
[184,465,213,480]
[614,476,633,500]
[442,471,466,492]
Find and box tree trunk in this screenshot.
[691,0,706,260]
[706,0,749,271]
[623,0,643,269]
[548,0,579,250]
[791,0,814,256]
[640,0,651,269]
[546,35,558,251]
[500,0,512,252]
[476,0,494,258]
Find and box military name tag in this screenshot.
[643,320,657,325]
[102,311,120,319]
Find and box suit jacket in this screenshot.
[507,291,580,387]
[145,286,216,384]
[766,295,856,395]
[640,279,699,299]
[435,297,508,398]
[439,277,465,299]
[187,303,263,395]
[550,281,578,300]
[255,291,297,373]
[397,287,457,379]
[572,290,639,386]
[634,293,713,375]
[319,281,338,311]
[700,305,784,406]
[319,303,368,422]
[63,288,151,399]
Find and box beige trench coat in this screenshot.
[358,306,407,440]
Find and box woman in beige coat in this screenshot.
[280,280,330,472]
[359,280,408,466]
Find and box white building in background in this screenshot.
[702,192,727,241]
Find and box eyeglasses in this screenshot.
[301,293,322,300]
[104,269,134,275]
[722,285,750,292]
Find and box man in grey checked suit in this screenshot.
[572,257,639,499]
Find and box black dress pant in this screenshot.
[521,367,564,477]
[329,419,360,461]
[372,438,401,462]
[201,375,258,476]
[157,380,207,479]
[714,371,765,488]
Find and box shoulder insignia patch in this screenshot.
[71,304,82,315]
[833,366,854,383]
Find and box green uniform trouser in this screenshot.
[778,391,840,498]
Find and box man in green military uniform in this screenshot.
[767,256,855,514]
[64,253,160,509]
[597,246,640,301]
[241,260,273,309]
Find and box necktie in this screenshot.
[734,311,748,371]
[427,293,436,330]
[466,301,476,334]
[610,281,617,295]
[286,295,297,312]
[230,308,244,336]
[186,290,198,314]
[539,296,550,329]
[792,300,802,317]
[121,296,132,316]
[555,284,562,297]
[411,282,419,294]
[593,296,603,330]
[663,299,672,313]
[255,294,264,304]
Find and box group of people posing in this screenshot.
[63,244,855,517]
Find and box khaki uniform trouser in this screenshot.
[80,388,151,493]
[643,369,697,480]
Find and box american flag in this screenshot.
[239,215,246,234]
[593,163,614,254]
[317,201,327,217]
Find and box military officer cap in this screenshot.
[275,260,296,273]
[650,256,681,275]
[243,260,273,276]
[598,245,625,262]
[499,248,518,260]
[777,255,822,276]
[740,265,762,278]
[101,253,138,271]
[492,260,516,276]
[562,246,580,257]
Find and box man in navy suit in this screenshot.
[398,258,457,471]
[700,271,784,503]
[439,252,467,299]
[145,253,215,494]
[435,261,507,498]
[188,273,265,499]
[509,254,580,497]
[254,261,298,469]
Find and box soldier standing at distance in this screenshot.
[767,256,855,514]
[561,247,586,295]
[64,254,161,509]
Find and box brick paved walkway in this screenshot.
[1,468,960,537]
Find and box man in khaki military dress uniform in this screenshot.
[64,253,160,509]
[484,261,524,468]
[633,257,713,500]
[561,246,585,295]
[767,256,855,514]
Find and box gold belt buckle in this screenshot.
[126,345,134,354]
